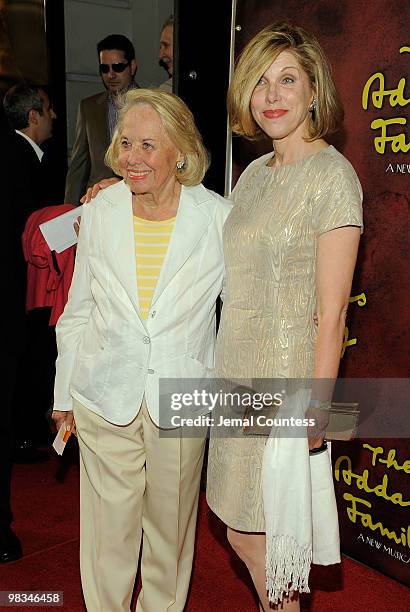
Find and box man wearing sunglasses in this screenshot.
[65,34,138,204]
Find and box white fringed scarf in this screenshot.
[262,389,340,605]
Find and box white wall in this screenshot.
[64,0,173,153]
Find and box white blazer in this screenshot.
[54,180,231,426]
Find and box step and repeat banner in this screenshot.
[233,0,409,585]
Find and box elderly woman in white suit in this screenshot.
[52,89,231,612]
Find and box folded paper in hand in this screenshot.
[52,423,72,455]
[39,205,82,253]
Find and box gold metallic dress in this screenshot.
[206,145,363,531]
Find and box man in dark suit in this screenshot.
[3,82,56,233]
[3,82,57,464]
[0,105,27,563]
[64,34,138,204]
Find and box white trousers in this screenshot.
[73,398,206,612]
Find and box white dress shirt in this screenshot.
[15,130,44,161]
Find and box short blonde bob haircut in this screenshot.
[228,22,344,141]
[105,88,209,186]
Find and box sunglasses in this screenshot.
[99,62,130,74]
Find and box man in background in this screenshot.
[159,15,173,92]
[3,81,58,463]
[1,80,57,558]
[64,34,138,204]
[3,82,56,227]
[0,106,24,563]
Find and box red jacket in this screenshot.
[22,205,77,325]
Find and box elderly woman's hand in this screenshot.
[80,177,120,204]
[52,409,75,434]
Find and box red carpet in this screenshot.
[1,442,408,611]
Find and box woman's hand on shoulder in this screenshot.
[80,177,121,204]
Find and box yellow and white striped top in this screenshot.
[133,215,176,319]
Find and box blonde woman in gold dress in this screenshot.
[207,22,363,610]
